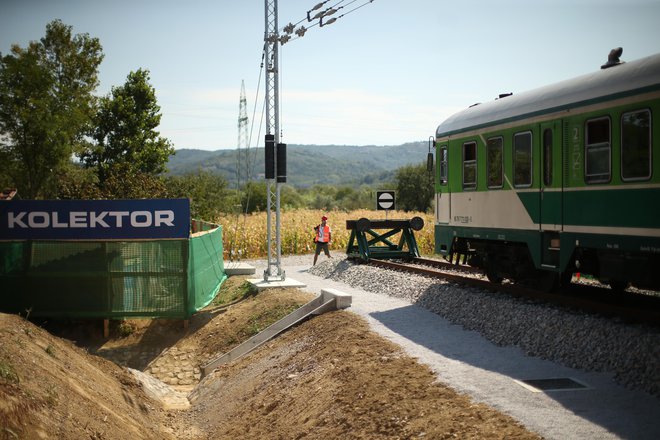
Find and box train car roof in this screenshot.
[435,52,660,138]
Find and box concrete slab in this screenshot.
[321,288,352,309]
[247,277,306,291]
[223,262,256,276]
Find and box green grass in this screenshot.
[45,344,56,357]
[45,384,58,407]
[117,321,136,337]
[209,279,256,307]
[246,304,300,337]
[0,359,20,384]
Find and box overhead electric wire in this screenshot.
[278,0,375,45]
[239,46,269,259]
[279,0,350,33]
[228,44,267,263]
[244,46,266,189]
[247,45,268,192]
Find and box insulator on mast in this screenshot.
[320,17,337,27]
[307,1,326,20]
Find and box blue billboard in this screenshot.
[0,199,191,240]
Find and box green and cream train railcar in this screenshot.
[433,50,660,291]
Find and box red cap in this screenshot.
[321,216,328,221]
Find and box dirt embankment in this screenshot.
[0,313,173,440]
[1,277,541,439]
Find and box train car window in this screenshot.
[439,146,448,185]
[585,117,611,183]
[621,109,651,181]
[543,129,553,186]
[487,137,503,188]
[513,132,532,187]
[462,141,477,190]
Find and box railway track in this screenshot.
[366,257,660,327]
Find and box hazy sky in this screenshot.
[1,0,659,151]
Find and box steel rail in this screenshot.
[409,257,482,274]
[367,258,660,327]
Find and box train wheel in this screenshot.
[533,270,559,292]
[608,280,629,293]
[483,254,502,283]
[486,269,503,284]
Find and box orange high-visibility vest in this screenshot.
[315,225,331,243]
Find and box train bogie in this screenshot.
[433,50,660,291]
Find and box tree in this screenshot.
[395,162,434,212]
[99,163,168,200]
[54,164,102,200]
[82,68,174,184]
[165,170,232,220]
[0,20,103,198]
[241,181,268,213]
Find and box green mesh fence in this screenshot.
[0,221,226,319]
[188,226,227,315]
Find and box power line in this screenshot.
[280,0,349,31]
[278,0,375,45]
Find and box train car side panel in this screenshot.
[433,52,660,290]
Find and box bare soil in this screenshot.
[0,276,541,439]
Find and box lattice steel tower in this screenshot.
[264,0,283,280]
[236,80,249,189]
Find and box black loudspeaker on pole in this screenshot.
[276,143,287,183]
[265,134,275,179]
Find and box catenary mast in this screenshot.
[264,0,283,280]
[261,0,375,281]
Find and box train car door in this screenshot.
[436,145,450,223]
[539,122,563,268]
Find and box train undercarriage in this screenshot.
[448,237,660,293]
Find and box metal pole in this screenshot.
[264,0,283,280]
[276,183,282,268]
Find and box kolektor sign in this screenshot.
[0,199,190,240]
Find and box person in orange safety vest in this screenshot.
[313,215,332,265]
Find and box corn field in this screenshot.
[217,209,434,261]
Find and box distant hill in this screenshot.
[166,142,429,187]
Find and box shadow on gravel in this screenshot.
[369,295,660,440]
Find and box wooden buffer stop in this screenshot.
[346,217,424,262]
